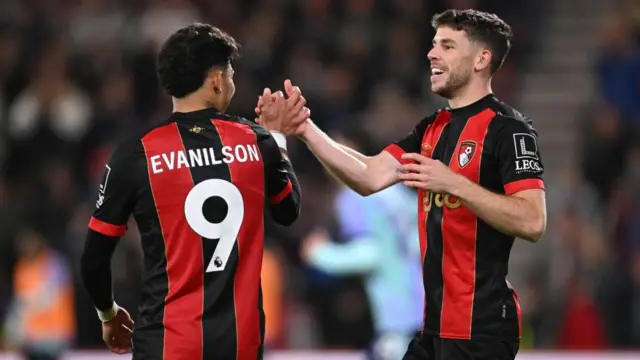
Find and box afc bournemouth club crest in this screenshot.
[458,141,477,168]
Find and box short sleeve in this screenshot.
[383,115,434,165]
[88,145,137,237]
[493,116,545,195]
[261,134,293,203]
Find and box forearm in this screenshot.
[450,177,545,242]
[301,122,374,195]
[308,238,380,275]
[81,230,118,310]
[340,144,370,164]
[268,159,301,226]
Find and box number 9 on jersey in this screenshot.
[184,179,244,272]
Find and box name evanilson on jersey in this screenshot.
[150,144,260,174]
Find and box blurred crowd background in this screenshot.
[0,0,639,357]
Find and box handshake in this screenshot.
[253,79,311,137]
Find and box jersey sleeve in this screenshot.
[261,134,301,226]
[493,116,545,195]
[88,144,137,237]
[383,115,434,165]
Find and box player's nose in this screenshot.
[427,48,440,63]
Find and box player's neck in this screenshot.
[172,95,224,114]
[448,79,492,109]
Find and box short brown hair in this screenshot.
[432,9,513,73]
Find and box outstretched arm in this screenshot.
[299,122,401,196]
[256,81,434,196]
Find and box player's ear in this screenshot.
[208,68,224,94]
[474,48,492,72]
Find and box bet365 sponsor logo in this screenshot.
[513,133,542,174]
[423,191,461,212]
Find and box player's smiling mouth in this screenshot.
[430,66,446,81]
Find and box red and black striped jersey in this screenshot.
[88,108,300,360]
[384,94,544,341]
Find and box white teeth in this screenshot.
[431,68,444,75]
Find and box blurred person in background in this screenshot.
[261,241,285,349]
[258,9,546,360]
[595,12,640,123]
[3,226,75,360]
[300,127,423,360]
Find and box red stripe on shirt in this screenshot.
[270,180,292,204]
[88,216,127,237]
[383,143,410,164]
[142,123,204,360]
[504,178,545,195]
[418,110,450,330]
[212,120,264,360]
[440,108,494,339]
[513,289,523,337]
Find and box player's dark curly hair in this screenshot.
[157,23,240,98]
[432,9,513,74]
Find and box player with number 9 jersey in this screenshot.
[92,111,299,359]
[80,24,303,360]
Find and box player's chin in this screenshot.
[431,84,451,97]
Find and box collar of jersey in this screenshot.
[445,94,497,118]
[168,107,224,122]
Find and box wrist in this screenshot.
[298,119,315,142]
[449,174,473,199]
[96,301,119,323]
[270,131,287,151]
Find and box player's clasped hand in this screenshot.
[102,306,134,355]
[397,153,461,193]
[255,79,310,136]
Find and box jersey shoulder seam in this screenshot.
[492,112,535,129]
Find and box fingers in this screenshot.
[110,344,132,355]
[107,324,133,354]
[397,172,425,182]
[285,85,301,107]
[401,153,430,164]
[402,181,427,189]
[284,79,294,96]
[293,95,306,113]
[283,81,305,114]
[293,107,311,124]
[106,337,132,355]
[255,96,264,115]
[400,163,423,173]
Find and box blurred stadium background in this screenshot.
[0,0,639,358]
